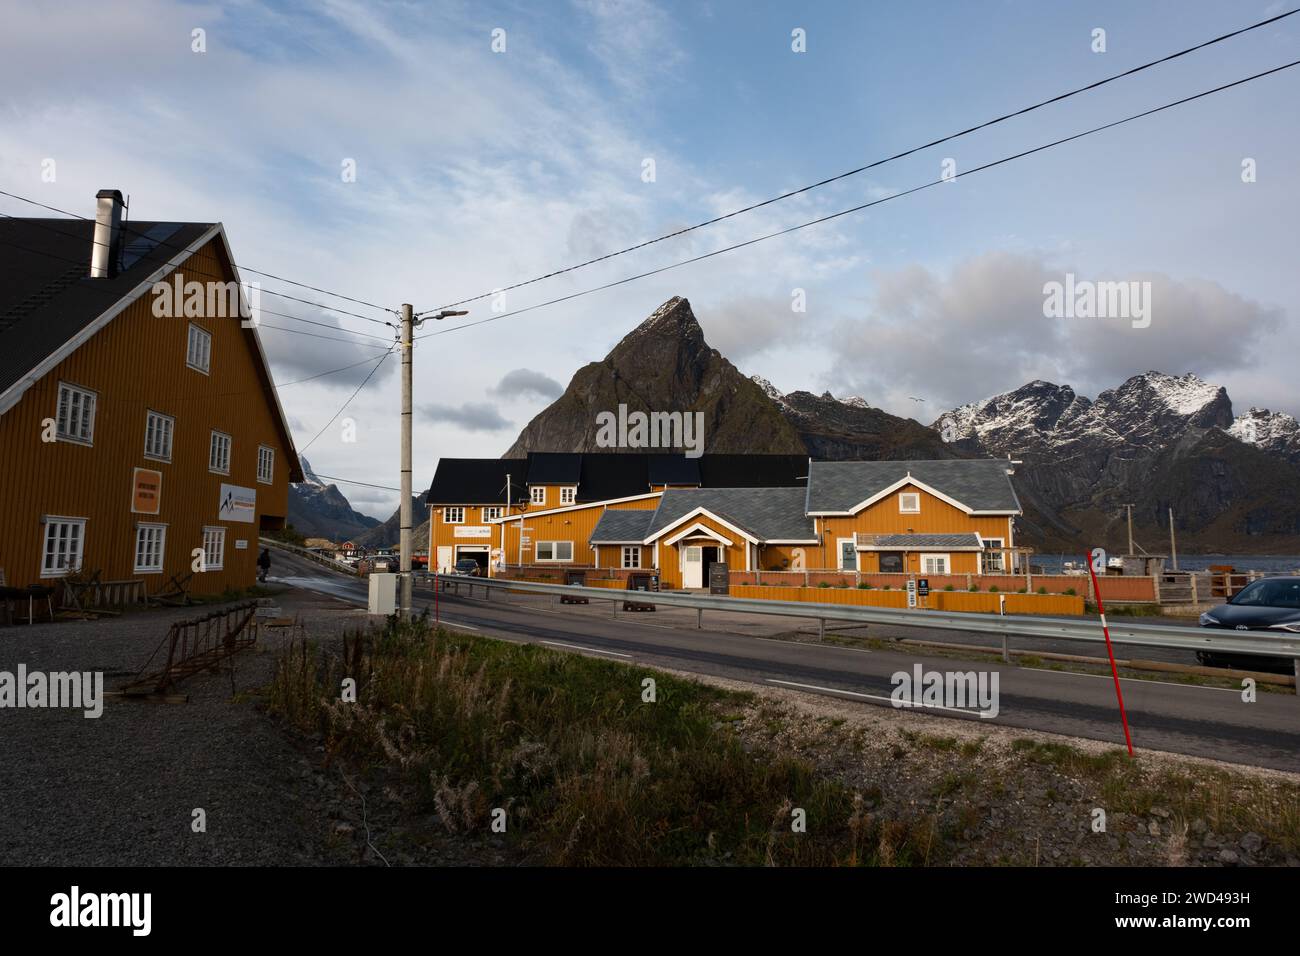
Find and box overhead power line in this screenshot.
[415,7,1299,317]
[0,221,396,345]
[0,188,395,323]
[299,348,394,452]
[306,473,403,492]
[418,58,1300,341]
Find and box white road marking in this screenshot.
[766,678,989,717]
[1020,666,1242,692]
[540,640,632,659]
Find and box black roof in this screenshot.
[575,452,653,502]
[699,454,808,488]
[647,454,700,486]
[428,453,809,506]
[525,451,583,484]
[427,458,528,505]
[0,217,214,399]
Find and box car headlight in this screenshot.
[1199,612,1220,626]
[1267,621,1300,633]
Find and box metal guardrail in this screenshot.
[259,537,360,576]
[430,574,1300,664]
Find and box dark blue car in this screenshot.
[1197,577,1300,672]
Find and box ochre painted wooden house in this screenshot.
[0,190,302,597]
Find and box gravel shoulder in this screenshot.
[0,590,377,866]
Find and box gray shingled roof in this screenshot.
[646,487,817,542]
[806,459,1020,513]
[863,533,982,550]
[590,509,656,543]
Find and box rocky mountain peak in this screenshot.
[1229,406,1300,463]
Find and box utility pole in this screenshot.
[1168,507,1178,571]
[398,305,468,619]
[1123,503,1134,556]
[399,303,414,619]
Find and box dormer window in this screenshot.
[530,486,546,505]
[898,492,920,514]
[560,486,577,505]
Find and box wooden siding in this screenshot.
[0,236,293,595]
[655,513,749,588]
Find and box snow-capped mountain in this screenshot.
[1229,407,1300,463]
[286,456,382,542]
[931,372,1300,552]
[933,372,1233,456]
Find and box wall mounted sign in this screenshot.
[218,483,256,523]
[132,468,162,515]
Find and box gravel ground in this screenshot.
[0,589,387,866]
[668,668,1300,866]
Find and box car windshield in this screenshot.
[1230,579,1300,609]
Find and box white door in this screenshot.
[682,546,703,588]
[437,546,453,573]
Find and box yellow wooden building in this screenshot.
[0,190,302,599]
[427,453,1022,589]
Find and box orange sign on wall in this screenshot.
[132,467,162,515]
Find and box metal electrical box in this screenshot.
[368,573,397,614]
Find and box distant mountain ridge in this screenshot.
[932,372,1300,552]
[286,456,383,542]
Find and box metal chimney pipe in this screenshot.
[89,189,125,278]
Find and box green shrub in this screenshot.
[944,585,955,591]
[1065,587,1076,596]
[989,586,999,593]
[1037,586,1048,595]
[817,581,831,588]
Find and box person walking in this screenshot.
[257,547,272,583]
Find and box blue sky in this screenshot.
[2,0,1296,516]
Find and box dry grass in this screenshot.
[267,614,943,866]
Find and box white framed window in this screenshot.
[621,546,641,569]
[530,486,546,505]
[144,410,174,461]
[898,492,921,514]
[41,517,86,578]
[257,445,275,484]
[55,382,97,444]
[443,507,464,524]
[482,506,502,521]
[202,526,226,571]
[560,486,577,505]
[536,540,573,562]
[982,538,1005,573]
[209,431,231,474]
[922,553,950,575]
[838,538,857,571]
[134,523,167,573]
[187,323,212,373]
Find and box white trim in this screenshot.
[645,506,757,545]
[920,553,952,575]
[898,491,921,514]
[39,515,87,578]
[559,486,577,505]
[186,322,212,374]
[620,546,641,569]
[202,525,227,571]
[143,409,175,462]
[856,542,983,552]
[534,540,574,562]
[0,225,223,418]
[133,522,168,574]
[208,429,232,475]
[765,538,821,545]
[836,537,858,571]
[256,444,275,484]
[0,224,302,480]
[442,506,465,524]
[663,521,735,548]
[54,381,98,445]
[486,491,661,523]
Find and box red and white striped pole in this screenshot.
[1085,549,1134,757]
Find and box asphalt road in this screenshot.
[267,549,1300,772]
